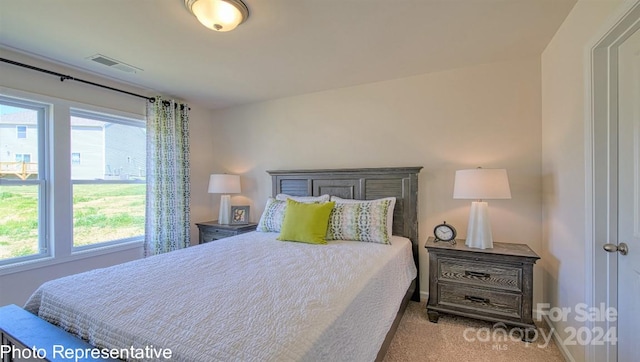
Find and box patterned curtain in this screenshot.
[144,97,191,256]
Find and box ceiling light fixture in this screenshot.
[184,0,249,32]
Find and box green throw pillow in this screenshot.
[277,199,335,244]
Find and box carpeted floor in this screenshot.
[383,301,565,362]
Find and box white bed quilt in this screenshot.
[25,232,417,362]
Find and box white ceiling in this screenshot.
[0,0,576,109]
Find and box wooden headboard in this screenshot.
[267,167,422,301]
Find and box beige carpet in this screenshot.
[383,301,565,362]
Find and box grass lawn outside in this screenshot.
[0,184,145,260]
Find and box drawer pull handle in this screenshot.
[465,270,490,278]
[465,295,490,304]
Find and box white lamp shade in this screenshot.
[208,174,241,194]
[453,168,511,200]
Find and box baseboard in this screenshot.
[419,290,428,303]
[538,313,575,362]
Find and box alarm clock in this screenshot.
[434,221,457,243]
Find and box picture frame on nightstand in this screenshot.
[230,205,250,225]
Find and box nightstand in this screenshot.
[424,237,540,340]
[195,220,257,243]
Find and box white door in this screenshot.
[615,25,640,362]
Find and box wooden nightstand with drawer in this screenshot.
[424,237,540,340]
[195,221,257,243]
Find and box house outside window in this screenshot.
[71,109,146,249]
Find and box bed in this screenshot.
[5,167,422,361]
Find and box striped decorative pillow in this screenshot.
[326,197,396,244]
[256,198,287,232]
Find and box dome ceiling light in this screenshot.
[184,0,249,32]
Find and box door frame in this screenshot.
[585,1,640,361]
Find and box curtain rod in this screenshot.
[1,57,156,103]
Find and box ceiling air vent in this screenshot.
[86,54,142,74]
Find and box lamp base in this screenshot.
[465,201,493,249]
[219,194,231,224]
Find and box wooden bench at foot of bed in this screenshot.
[0,304,118,362]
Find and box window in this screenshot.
[0,99,47,263]
[0,93,145,267]
[16,125,27,139]
[71,109,146,249]
[71,152,81,165]
[15,154,31,163]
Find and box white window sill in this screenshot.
[0,240,144,276]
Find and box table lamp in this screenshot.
[208,174,241,224]
[453,168,511,249]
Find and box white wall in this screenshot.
[0,23,563,339]
[188,104,217,238]
[209,58,543,303]
[0,48,213,306]
[0,42,548,332]
[541,0,624,360]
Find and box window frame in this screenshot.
[0,90,145,273]
[70,108,146,251]
[0,96,49,266]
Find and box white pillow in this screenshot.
[275,194,330,203]
[326,197,396,244]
